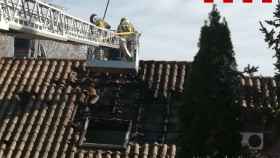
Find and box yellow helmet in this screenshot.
[121,17,129,22]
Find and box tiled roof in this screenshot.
[240,76,279,109]
[138,60,191,98]
[0,58,175,158]
[0,57,278,158]
[73,143,176,158]
[139,60,280,110]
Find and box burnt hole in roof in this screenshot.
[14,90,36,111]
[79,118,132,150]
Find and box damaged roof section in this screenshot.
[0,58,177,158]
[0,58,278,158]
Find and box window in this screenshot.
[80,118,132,149]
[14,38,31,57]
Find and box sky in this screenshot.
[53,0,278,76]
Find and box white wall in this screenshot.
[0,33,14,57]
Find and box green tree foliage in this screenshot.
[260,0,280,146]
[179,5,241,157]
[260,1,280,80]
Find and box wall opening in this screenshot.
[14,38,31,57]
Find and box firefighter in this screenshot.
[117,17,136,38]
[117,17,138,59]
[90,13,111,29]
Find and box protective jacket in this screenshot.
[117,18,136,38]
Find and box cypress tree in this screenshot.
[179,5,241,157]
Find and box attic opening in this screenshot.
[15,90,36,112]
[80,118,132,150]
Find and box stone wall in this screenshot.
[0,32,88,59]
[35,40,87,59]
[0,33,14,57]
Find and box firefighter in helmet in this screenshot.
[117,17,138,60]
[117,17,136,38]
[90,13,111,29]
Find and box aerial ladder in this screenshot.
[0,0,140,72]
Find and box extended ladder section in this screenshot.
[0,0,121,48]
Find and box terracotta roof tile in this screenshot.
[0,58,175,158]
[71,143,176,158]
[139,60,191,97]
[139,61,279,111]
[240,76,279,110]
[0,58,278,158]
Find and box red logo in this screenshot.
[204,0,272,3]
